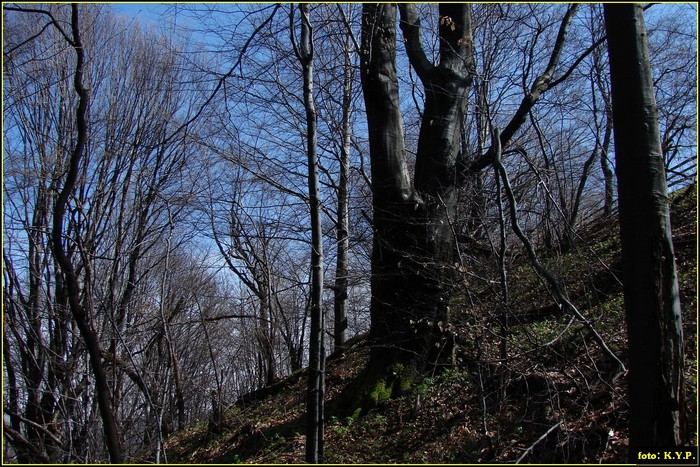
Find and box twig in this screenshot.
[516,420,563,463]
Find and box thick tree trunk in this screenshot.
[350,3,473,412]
[604,3,685,455]
[361,2,419,370]
[408,4,473,343]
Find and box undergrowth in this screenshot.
[162,183,696,464]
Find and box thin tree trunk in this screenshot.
[49,5,122,462]
[591,46,616,218]
[333,26,353,352]
[292,4,324,462]
[600,110,615,217]
[604,3,685,454]
[258,285,277,387]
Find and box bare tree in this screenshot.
[31,5,123,462]
[349,4,475,410]
[645,5,697,189]
[3,4,206,461]
[352,3,586,410]
[289,3,325,462]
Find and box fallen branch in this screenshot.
[3,408,65,448]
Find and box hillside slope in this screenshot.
[164,184,696,464]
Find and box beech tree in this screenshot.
[352,3,587,409]
[289,3,325,462]
[604,3,685,454]
[349,3,474,409]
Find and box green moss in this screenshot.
[364,363,416,408]
[368,379,392,406]
[390,363,415,393]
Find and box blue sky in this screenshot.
[108,3,171,24]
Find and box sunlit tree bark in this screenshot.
[291,3,325,462]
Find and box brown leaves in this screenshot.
[439,15,456,31]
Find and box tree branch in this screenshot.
[3,408,65,448]
[516,420,564,463]
[172,313,273,326]
[161,4,280,148]
[491,128,626,374]
[3,5,74,45]
[398,4,434,83]
[460,4,580,177]
[2,422,51,463]
[336,4,361,58]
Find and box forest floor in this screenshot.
[163,183,697,464]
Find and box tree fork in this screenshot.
[346,3,473,413]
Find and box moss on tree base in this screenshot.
[343,357,418,417]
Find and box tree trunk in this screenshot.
[592,47,616,218]
[257,286,277,387]
[350,3,473,412]
[292,4,325,463]
[598,111,614,218]
[333,27,353,352]
[49,5,122,463]
[401,2,473,368]
[604,3,685,455]
[359,4,422,406]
